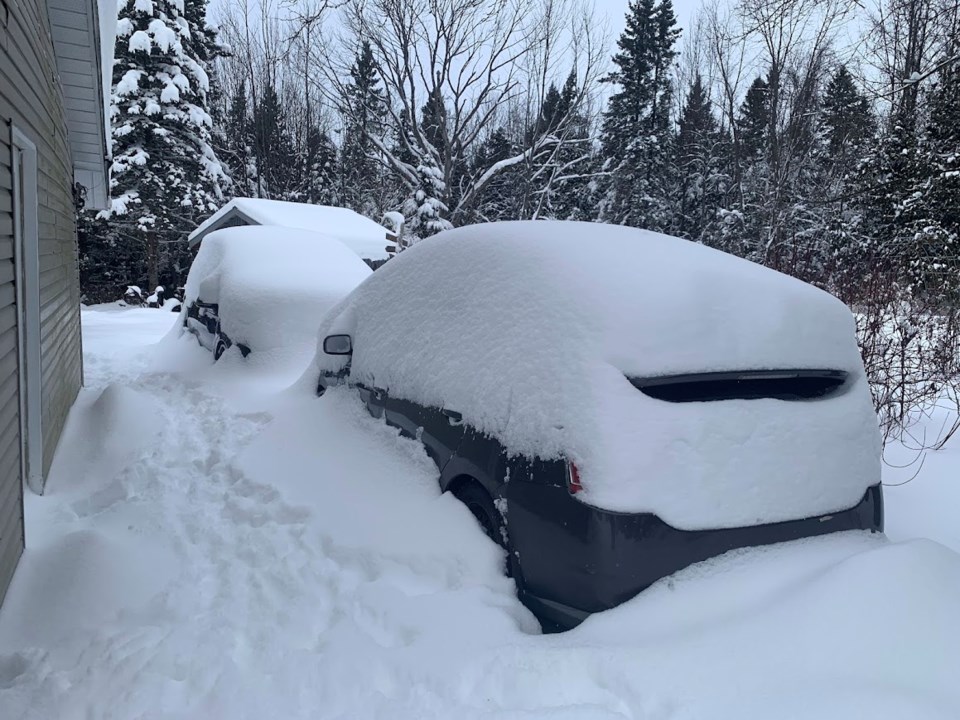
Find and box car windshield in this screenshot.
[628,369,848,403]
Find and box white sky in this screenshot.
[208,0,706,50]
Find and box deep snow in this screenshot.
[0,307,958,719]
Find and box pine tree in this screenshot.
[542,71,596,221]
[221,82,256,197]
[104,0,228,290]
[899,56,960,293]
[818,67,876,286]
[738,76,770,159]
[420,86,448,157]
[470,127,521,222]
[823,67,875,163]
[398,88,455,239]
[302,124,339,205]
[599,0,681,229]
[251,82,296,198]
[340,40,388,216]
[674,74,725,241]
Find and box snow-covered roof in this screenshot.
[47,0,111,210]
[188,198,392,261]
[309,221,880,530]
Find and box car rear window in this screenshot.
[628,369,848,403]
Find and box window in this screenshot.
[629,370,848,403]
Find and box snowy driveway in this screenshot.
[0,308,959,719]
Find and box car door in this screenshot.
[384,395,466,472]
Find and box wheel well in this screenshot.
[445,474,486,499]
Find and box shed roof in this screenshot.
[47,0,110,210]
[188,198,393,261]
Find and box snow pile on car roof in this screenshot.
[188,198,393,261]
[184,226,371,353]
[310,221,880,529]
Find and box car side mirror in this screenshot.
[323,334,353,355]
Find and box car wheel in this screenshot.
[214,337,227,361]
[453,481,503,545]
[452,482,522,579]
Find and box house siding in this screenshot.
[0,0,85,604]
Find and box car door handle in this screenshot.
[354,383,385,401]
[441,408,462,424]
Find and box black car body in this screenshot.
[319,366,883,630]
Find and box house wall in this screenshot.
[0,0,85,603]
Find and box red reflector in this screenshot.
[567,461,583,494]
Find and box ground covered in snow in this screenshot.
[0,307,959,719]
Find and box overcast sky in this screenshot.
[208,0,707,49]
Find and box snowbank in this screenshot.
[883,397,960,553]
[188,198,393,261]
[309,221,880,529]
[182,226,371,353]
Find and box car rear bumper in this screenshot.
[507,483,883,631]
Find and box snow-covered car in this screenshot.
[309,221,884,630]
[182,226,371,360]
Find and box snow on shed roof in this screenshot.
[188,198,392,261]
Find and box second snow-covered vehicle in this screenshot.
[182,226,371,360]
[310,221,884,630]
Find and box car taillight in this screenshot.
[566,460,584,495]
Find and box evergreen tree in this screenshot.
[599,0,681,229]
[543,71,596,221]
[251,82,296,198]
[420,86,448,157]
[470,127,521,221]
[302,124,339,205]
[103,0,228,291]
[222,82,257,197]
[823,66,875,160]
[898,56,960,293]
[738,76,770,159]
[818,67,876,286]
[674,74,725,240]
[340,40,388,216]
[397,87,456,239]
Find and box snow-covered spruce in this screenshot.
[104,0,229,289]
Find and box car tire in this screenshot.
[453,481,503,544]
[451,481,523,577]
[214,337,227,361]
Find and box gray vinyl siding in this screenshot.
[0,0,85,605]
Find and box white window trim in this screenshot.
[11,125,43,495]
